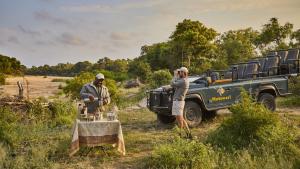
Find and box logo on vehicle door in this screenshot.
[217,87,225,96]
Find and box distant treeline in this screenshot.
[3,17,300,82]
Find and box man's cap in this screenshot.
[95,73,105,80]
[179,67,189,73]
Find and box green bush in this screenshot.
[207,91,295,151]
[149,69,172,88]
[147,137,215,169]
[0,73,5,85]
[48,100,77,127]
[289,76,300,95]
[0,107,20,147]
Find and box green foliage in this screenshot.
[218,28,258,65]
[48,100,77,127]
[128,60,152,82]
[291,29,300,48]
[169,19,219,74]
[0,73,5,85]
[256,17,293,50]
[149,69,172,88]
[207,91,295,151]
[95,57,129,73]
[93,69,129,82]
[278,96,300,107]
[147,91,300,169]
[0,107,20,147]
[147,137,215,169]
[0,54,24,75]
[63,72,94,99]
[63,72,119,102]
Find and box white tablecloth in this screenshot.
[69,119,125,156]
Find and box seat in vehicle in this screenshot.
[238,64,247,79]
[243,61,259,79]
[277,50,288,64]
[259,56,279,76]
[280,48,299,74]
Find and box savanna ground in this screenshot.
[1,76,300,169]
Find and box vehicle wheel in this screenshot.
[184,101,203,127]
[258,93,276,112]
[203,110,217,119]
[157,114,176,124]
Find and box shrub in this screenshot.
[0,107,20,147]
[48,100,77,127]
[0,73,5,85]
[149,69,172,88]
[147,137,215,169]
[207,91,295,151]
[128,60,152,82]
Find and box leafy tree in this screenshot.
[256,17,293,50]
[149,69,172,88]
[140,43,172,71]
[169,19,218,74]
[128,59,152,82]
[218,28,258,65]
[0,54,23,75]
[290,29,300,48]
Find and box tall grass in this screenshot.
[0,99,76,168]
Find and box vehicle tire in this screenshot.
[258,93,276,112]
[184,101,203,127]
[157,114,176,124]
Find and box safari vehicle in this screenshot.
[147,48,300,127]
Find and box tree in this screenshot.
[256,17,293,50]
[140,43,172,71]
[169,19,219,74]
[290,29,300,48]
[149,69,172,88]
[0,54,23,75]
[128,59,151,82]
[218,28,259,65]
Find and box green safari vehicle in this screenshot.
[147,48,300,127]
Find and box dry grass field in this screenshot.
[0,76,71,99]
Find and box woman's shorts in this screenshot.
[172,100,185,116]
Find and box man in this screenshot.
[80,73,111,117]
[170,67,191,138]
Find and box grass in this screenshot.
[277,96,300,107]
[145,92,300,169]
[51,78,67,82]
[1,89,300,169]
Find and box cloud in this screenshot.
[57,33,85,46]
[34,10,69,25]
[18,25,41,37]
[7,36,20,44]
[110,32,131,41]
[61,0,170,13]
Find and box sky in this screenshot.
[0,0,300,67]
